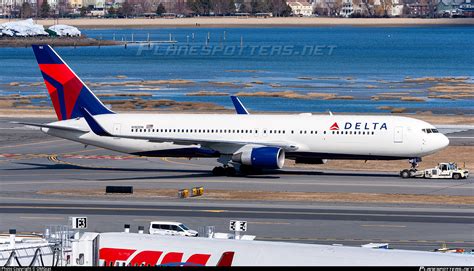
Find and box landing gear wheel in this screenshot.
[212,166,225,176]
[400,169,410,179]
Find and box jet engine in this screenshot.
[232,147,285,169]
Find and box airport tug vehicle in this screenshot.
[400,162,469,179]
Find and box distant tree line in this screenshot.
[9,0,468,19]
[186,0,292,16]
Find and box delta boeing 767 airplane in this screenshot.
[19,45,449,176]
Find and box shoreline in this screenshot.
[1,109,473,125]
[0,36,121,47]
[1,17,474,29]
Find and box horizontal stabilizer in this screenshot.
[12,121,89,133]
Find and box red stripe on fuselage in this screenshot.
[99,248,136,266]
[39,64,83,119]
[129,251,163,266]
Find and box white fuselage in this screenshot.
[42,113,449,162]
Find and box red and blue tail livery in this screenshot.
[32,45,113,120]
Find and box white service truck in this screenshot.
[400,162,469,179]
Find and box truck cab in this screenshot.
[149,221,198,237]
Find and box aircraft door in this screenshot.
[394,126,403,143]
[113,123,121,134]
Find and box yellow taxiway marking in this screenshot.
[360,224,407,228]
[0,147,102,164]
[160,157,204,168]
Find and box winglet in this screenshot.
[80,107,112,136]
[230,96,249,115]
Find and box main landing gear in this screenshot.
[212,166,236,176]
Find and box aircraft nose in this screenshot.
[438,134,450,150]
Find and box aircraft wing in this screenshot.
[12,121,89,133]
[81,108,299,152]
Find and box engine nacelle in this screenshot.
[294,158,328,165]
[232,147,285,169]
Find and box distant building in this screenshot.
[68,0,83,9]
[391,0,404,16]
[459,0,474,16]
[437,0,465,16]
[0,0,38,18]
[287,1,313,16]
[406,2,430,16]
[341,0,354,17]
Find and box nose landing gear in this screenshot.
[401,157,422,178]
[409,157,422,169]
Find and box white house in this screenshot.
[287,1,313,16]
[341,0,354,17]
[391,0,404,17]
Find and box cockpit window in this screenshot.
[422,128,439,134]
